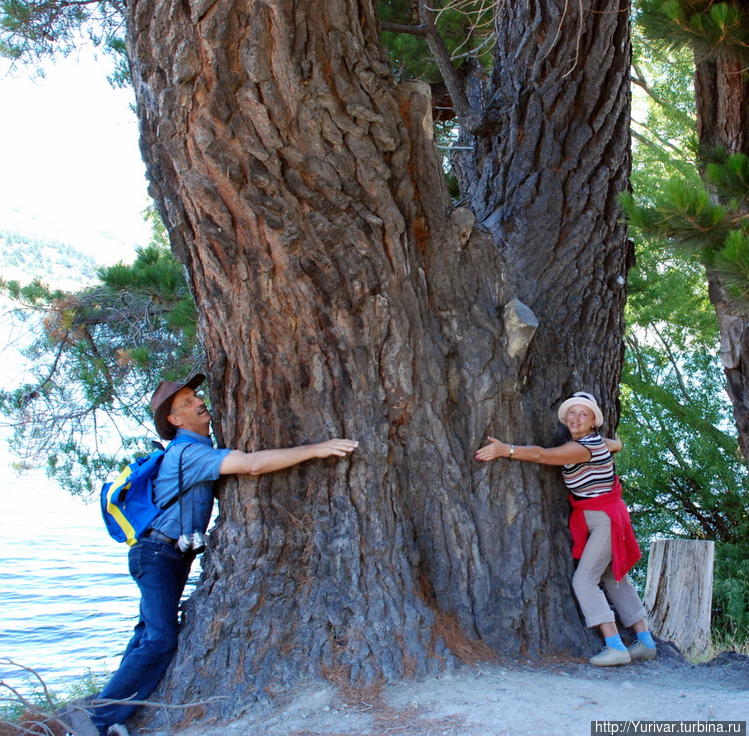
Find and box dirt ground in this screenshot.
[141,649,748,736]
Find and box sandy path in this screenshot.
[165,652,748,736]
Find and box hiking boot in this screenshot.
[589,645,631,666]
[628,640,657,661]
[58,706,100,736]
[107,725,131,736]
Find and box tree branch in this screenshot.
[630,125,693,169]
[0,656,230,736]
[650,322,693,404]
[631,61,696,129]
[417,0,473,120]
[624,370,739,455]
[21,336,67,405]
[379,21,427,36]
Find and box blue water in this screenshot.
[0,461,198,698]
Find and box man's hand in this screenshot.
[312,439,359,458]
[220,438,358,476]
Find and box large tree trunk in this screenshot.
[694,40,749,461]
[125,0,631,717]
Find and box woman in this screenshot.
[475,391,657,666]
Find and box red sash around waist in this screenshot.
[568,476,641,582]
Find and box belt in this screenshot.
[143,529,178,546]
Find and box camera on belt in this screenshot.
[177,531,206,553]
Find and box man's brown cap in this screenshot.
[150,373,206,440]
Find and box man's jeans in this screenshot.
[91,539,194,734]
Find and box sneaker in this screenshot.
[589,645,631,666]
[628,640,657,661]
[107,726,131,736]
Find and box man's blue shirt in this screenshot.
[151,428,231,539]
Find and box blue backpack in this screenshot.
[100,435,196,546]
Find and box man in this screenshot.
[80,373,357,736]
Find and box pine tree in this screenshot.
[627,0,749,460]
[2,0,630,711]
[0,212,197,494]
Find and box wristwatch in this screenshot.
[508,445,515,459]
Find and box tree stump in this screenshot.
[643,539,715,657]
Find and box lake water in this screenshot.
[0,459,198,699]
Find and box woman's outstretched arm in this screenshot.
[474,436,591,466]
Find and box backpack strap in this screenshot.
[158,443,191,512]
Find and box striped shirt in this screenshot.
[562,433,615,498]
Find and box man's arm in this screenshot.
[219,439,358,476]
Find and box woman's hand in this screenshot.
[603,436,622,454]
[474,436,594,466]
[474,436,511,462]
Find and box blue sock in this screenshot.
[604,634,626,651]
[637,630,656,648]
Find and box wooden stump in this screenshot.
[643,539,715,657]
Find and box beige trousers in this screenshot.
[571,509,646,628]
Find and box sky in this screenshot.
[0,47,154,454]
[0,46,151,266]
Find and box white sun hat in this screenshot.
[557,391,604,428]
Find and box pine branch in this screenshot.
[631,60,696,130]
[19,336,67,406]
[630,122,693,166]
[650,322,694,403]
[379,21,428,36]
[417,0,474,119]
[624,370,738,454]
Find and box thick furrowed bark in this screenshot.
[125,0,631,715]
[442,0,632,650]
